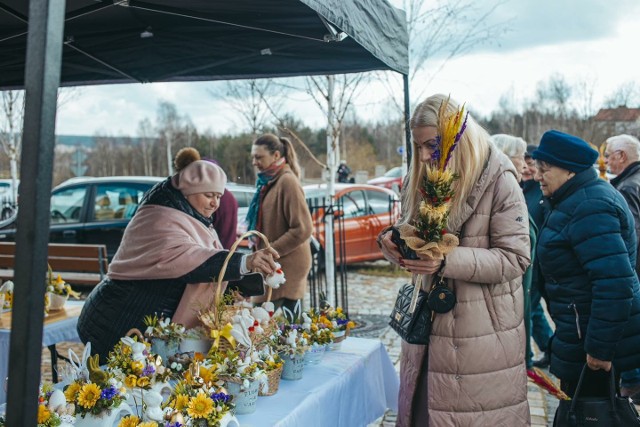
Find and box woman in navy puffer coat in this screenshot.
[533,130,640,397]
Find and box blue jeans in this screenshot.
[530,284,553,352]
[621,368,640,389]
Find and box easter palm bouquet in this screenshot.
[397,96,468,259]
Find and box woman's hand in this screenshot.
[247,247,280,276]
[402,257,443,275]
[378,230,402,265]
[586,354,612,372]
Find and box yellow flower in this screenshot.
[174,393,190,410]
[124,375,138,389]
[37,404,51,423]
[122,345,132,355]
[136,376,150,388]
[336,307,343,314]
[139,423,159,427]
[199,366,215,385]
[187,393,214,419]
[118,415,141,427]
[77,383,101,408]
[64,382,81,401]
[130,360,144,374]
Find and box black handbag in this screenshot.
[388,275,432,345]
[554,364,640,427]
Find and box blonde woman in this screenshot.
[378,94,531,426]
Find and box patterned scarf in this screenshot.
[246,158,286,232]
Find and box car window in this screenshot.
[50,186,87,224]
[93,183,149,222]
[338,190,366,218]
[229,187,255,208]
[366,190,393,215]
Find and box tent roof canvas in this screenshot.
[0,0,408,89]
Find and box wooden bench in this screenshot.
[0,242,108,287]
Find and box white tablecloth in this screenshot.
[0,302,82,405]
[238,337,399,427]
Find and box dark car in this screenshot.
[0,176,164,260]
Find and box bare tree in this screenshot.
[137,118,155,176]
[211,79,285,136]
[604,81,640,108]
[0,87,81,201]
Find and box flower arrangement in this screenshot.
[46,274,81,298]
[301,309,334,345]
[106,338,173,391]
[63,355,127,418]
[317,306,354,334]
[0,280,13,309]
[143,315,186,345]
[207,349,265,387]
[161,362,234,427]
[117,416,167,426]
[36,383,76,426]
[270,324,310,357]
[398,96,468,259]
[256,349,284,373]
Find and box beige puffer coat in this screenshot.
[397,148,531,426]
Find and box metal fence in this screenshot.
[305,193,400,316]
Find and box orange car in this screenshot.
[303,183,400,264]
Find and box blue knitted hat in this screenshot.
[532,130,598,173]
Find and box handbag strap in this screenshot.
[569,364,618,417]
[408,274,422,314]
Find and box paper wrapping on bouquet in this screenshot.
[397,223,459,260]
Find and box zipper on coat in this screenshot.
[568,302,582,340]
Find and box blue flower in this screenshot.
[100,385,118,400]
[142,364,156,376]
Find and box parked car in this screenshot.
[304,183,400,264]
[0,179,19,221]
[366,166,403,194]
[0,176,259,260]
[0,176,164,260]
[225,182,255,239]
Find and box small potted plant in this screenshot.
[301,311,333,365]
[161,362,238,427]
[63,354,133,426]
[143,314,185,365]
[270,324,309,381]
[256,349,284,396]
[318,302,355,351]
[45,273,80,312]
[180,325,213,355]
[207,349,265,415]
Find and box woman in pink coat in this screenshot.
[378,94,531,426]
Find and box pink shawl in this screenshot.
[108,204,225,327]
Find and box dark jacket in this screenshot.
[522,179,548,301]
[537,167,640,382]
[77,178,257,361]
[611,161,640,275]
[212,190,238,249]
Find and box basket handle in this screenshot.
[215,230,273,304]
[125,328,145,342]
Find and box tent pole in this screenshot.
[324,74,336,307]
[5,0,64,424]
[403,73,411,165]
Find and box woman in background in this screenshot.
[247,134,313,313]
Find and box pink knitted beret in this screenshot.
[171,160,227,196]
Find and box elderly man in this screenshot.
[605,133,640,402]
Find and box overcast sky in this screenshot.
[55,0,640,137]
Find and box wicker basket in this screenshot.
[259,365,283,396]
[200,230,274,353]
